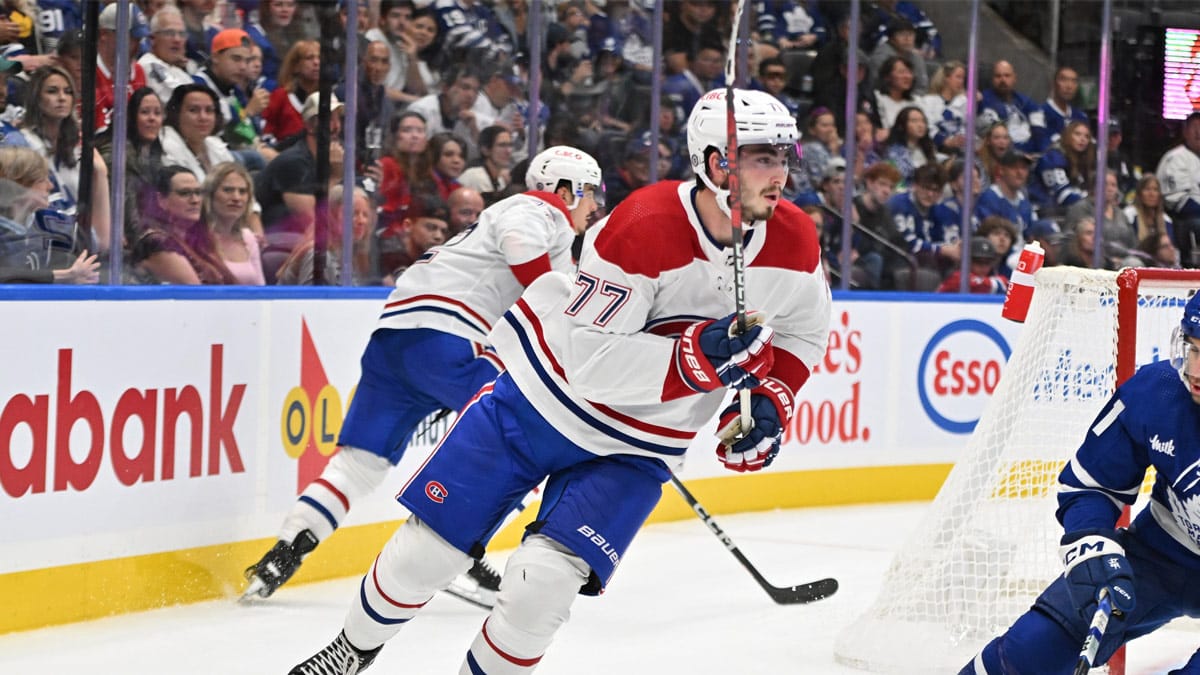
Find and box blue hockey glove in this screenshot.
[677,312,775,392]
[714,378,794,472]
[1060,529,1136,621]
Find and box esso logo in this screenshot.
[917,320,1011,434]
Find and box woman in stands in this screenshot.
[978,121,1011,190]
[920,60,968,156]
[0,146,99,284]
[262,39,320,143]
[874,55,918,132]
[19,65,111,254]
[275,184,375,285]
[202,162,265,285]
[1031,119,1095,214]
[851,111,883,187]
[407,7,442,94]
[160,83,236,184]
[884,105,939,186]
[1124,174,1174,244]
[798,107,842,195]
[458,125,513,205]
[378,110,433,231]
[99,87,167,235]
[129,165,236,284]
[428,131,468,201]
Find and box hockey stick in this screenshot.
[724,0,754,438]
[1073,589,1113,675]
[668,475,838,605]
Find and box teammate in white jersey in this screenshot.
[243,146,603,606]
[961,291,1200,674]
[288,88,830,675]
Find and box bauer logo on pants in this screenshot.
[917,319,1011,434]
[425,481,449,504]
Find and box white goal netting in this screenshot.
[834,267,1200,674]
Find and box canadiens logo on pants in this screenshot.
[425,481,449,504]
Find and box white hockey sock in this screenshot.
[460,535,590,675]
[344,516,472,649]
[279,446,391,542]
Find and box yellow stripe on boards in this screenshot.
[0,464,953,635]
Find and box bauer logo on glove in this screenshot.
[676,311,775,393]
[714,378,794,472]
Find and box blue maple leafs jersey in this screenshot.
[1057,360,1200,570]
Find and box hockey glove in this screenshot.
[677,312,775,392]
[1060,529,1136,621]
[715,378,793,472]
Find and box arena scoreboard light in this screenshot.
[1163,27,1200,120]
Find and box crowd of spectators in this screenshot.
[0,0,1192,290]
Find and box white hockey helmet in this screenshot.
[526,145,604,210]
[687,88,800,217]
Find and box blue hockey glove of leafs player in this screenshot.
[714,378,794,472]
[676,311,775,392]
[1059,528,1136,620]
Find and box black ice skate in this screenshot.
[289,631,381,675]
[443,557,502,610]
[240,529,319,601]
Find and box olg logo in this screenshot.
[918,320,1011,434]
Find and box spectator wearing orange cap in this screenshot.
[195,28,274,169]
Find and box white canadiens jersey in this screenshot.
[377,191,577,343]
[489,180,832,465]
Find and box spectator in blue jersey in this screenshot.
[884,105,938,187]
[868,18,928,96]
[753,0,828,51]
[757,56,805,118]
[874,55,919,133]
[975,149,1035,237]
[920,61,968,156]
[603,130,672,211]
[1030,119,1094,216]
[431,0,511,63]
[179,0,219,67]
[32,0,83,58]
[979,60,1044,154]
[961,290,1200,674]
[1040,66,1088,152]
[862,0,940,58]
[931,159,979,249]
[888,162,959,284]
[245,0,314,92]
[663,41,725,117]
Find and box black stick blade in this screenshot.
[768,577,839,605]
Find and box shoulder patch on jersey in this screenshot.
[748,200,821,274]
[593,181,705,278]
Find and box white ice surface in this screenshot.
[0,502,1195,674]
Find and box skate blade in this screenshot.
[441,583,494,610]
[238,576,268,603]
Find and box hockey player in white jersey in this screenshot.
[288,87,831,675]
[242,146,603,606]
[961,291,1200,674]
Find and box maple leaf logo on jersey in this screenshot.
[1165,488,1200,549]
[1150,434,1176,456]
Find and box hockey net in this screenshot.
[834,267,1200,674]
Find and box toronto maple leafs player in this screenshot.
[287,87,831,674]
[243,146,603,609]
[961,291,1200,674]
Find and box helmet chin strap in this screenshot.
[699,160,759,229]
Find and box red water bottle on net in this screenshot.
[1002,241,1045,323]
